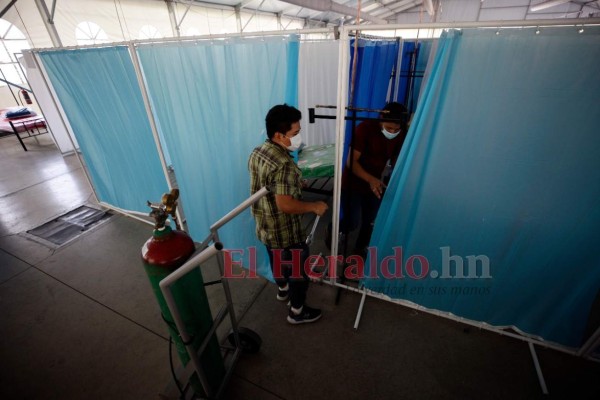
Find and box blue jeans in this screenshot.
[265,242,310,309]
[340,189,382,254]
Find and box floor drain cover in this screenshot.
[27,206,112,246]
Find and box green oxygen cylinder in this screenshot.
[141,190,225,397]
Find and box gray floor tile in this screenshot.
[0,267,172,400]
[0,248,31,284]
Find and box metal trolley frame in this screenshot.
[158,187,270,399]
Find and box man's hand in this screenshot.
[368,177,387,200]
[276,195,328,216]
[312,201,328,216]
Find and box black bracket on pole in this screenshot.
[308,105,404,125]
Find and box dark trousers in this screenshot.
[265,242,309,309]
[340,189,382,254]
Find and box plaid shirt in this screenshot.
[248,140,305,248]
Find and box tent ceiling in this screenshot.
[186,0,600,25]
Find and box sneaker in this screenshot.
[276,286,289,302]
[287,305,322,325]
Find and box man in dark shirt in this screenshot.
[249,104,328,324]
[340,102,407,258]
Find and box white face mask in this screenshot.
[286,134,303,152]
[381,127,400,140]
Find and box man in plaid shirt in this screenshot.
[248,104,328,324]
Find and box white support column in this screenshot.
[235,4,243,32]
[165,0,181,37]
[331,25,350,284]
[34,0,62,47]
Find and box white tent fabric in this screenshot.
[298,40,340,146]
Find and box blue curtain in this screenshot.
[396,41,415,106]
[39,47,168,213]
[396,40,433,113]
[363,27,600,348]
[343,39,400,167]
[137,37,299,279]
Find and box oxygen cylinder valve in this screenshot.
[147,189,181,230]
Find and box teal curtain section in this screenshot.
[39,47,168,212]
[137,36,299,279]
[363,28,600,347]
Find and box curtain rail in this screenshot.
[344,17,600,31]
[31,17,600,53]
[29,28,336,53]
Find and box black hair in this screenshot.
[381,102,408,132]
[265,104,302,140]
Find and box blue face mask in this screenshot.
[381,127,400,140]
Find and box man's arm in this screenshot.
[347,149,386,199]
[275,195,328,216]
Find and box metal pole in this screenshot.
[159,244,223,398]
[97,201,154,226]
[30,27,335,52]
[577,325,600,358]
[528,342,549,394]
[33,0,63,47]
[331,25,350,284]
[0,0,17,19]
[353,289,367,330]
[211,231,242,352]
[127,43,187,232]
[160,243,223,287]
[305,215,320,245]
[209,186,270,231]
[166,0,181,37]
[306,268,579,356]
[0,77,32,92]
[343,17,600,31]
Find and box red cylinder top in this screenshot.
[141,226,196,271]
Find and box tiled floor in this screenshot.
[0,133,598,400]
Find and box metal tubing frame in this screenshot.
[159,243,224,398]
[210,230,244,399]
[578,325,600,359]
[345,17,600,31]
[529,342,549,395]
[127,43,188,232]
[330,25,350,284]
[210,186,270,232]
[29,27,336,53]
[160,186,271,397]
[311,273,582,357]
[97,201,154,226]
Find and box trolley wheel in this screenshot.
[228,327,262,354]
